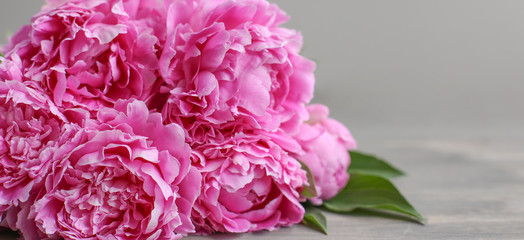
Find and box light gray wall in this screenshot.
[270,0,524,129]
[1,0,523,129]
[0,1,43,41]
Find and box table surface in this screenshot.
[1,125,522,240]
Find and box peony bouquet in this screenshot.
[0,0,422,239]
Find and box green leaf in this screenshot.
[298,160,318,198]
[302,204,328,234]
[323,173,424,223]
[349,151,405,178]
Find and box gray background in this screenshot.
[1,1,524,239]
[2,0,523,133]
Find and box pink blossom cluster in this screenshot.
[0,0,356,239]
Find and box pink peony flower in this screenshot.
[29,100,200,240]
[294,104,357,204]
[1,0,165,112]
[0,72,78,213]
[191,131,307,233]
[87,99,202,234]
[159,0,315,142]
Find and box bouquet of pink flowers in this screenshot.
[0,0,422,239]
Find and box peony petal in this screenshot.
[195,71,218,97]
[141,162,173,200]
[85,23,127,45]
